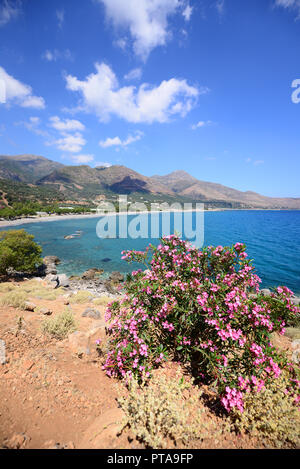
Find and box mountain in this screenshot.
[0,154,63,183]
[0,154,299,209]
[150,171,300,209]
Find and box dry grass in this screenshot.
[41,310,77,340]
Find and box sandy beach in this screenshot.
[0,208,214,228]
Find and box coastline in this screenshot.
[0,208,210,228]
[0,207,294,228]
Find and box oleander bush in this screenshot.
[103,235,300,416]
[42,309,77,339]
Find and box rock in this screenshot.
[248,293,257,299]
[39,307,52,316]
[82,268,104,280]
[44,256,61,265]
[82,307,101,320]
[101,258,111,263]
[291,339,300,364]
[291,297,300,306]
[109,271,124,284]
[24,301,36,312]
[78,408,125,449]
[22,360,35,371]
[291,339,300,349]
[260,288,271,297]
[68,331,90,356]
[57,274,69,288]
[0,339,6,365]
[5,433,29,449]
[45,274,59,288]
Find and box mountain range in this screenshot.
[0,154,300,209]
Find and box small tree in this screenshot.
[0,229,43,276]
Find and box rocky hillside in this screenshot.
[0,155,63,183]
[150,171,300,209]
[0,154,300,209]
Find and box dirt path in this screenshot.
[0,292,136,449]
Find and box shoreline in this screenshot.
[0,207,296,228]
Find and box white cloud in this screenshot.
[56,8,64,28]
[0,65,45,109]
[71,154,94,164]
[95,161,112,168]
[65,62,201,124]
[215,0,225,17]
[0,0,21,27]
[245,158,264,166]
[274,0,300,18]
[182,4,193,21]
[42,49,73,62]
[114,38,127,50]
[191,120,213,129]
[98,0,182,60]
[49,116,85,132]
[17,116,49,137]
[99,131,143,148]
[124,67,142,81]
[49,132,86,153]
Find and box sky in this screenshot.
[0,0,300,197]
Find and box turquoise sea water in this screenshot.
[1,210,299,295]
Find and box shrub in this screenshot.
[230,373,300,448]
[0,282,15,293]
[42,310,77,339]
[69,291,94,304]
[118,369,230,449]
[103,235,300,415]
[0,229,42,276]
[92,296,111,306]
[0,290,28,309]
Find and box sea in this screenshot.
[1,210,299,295]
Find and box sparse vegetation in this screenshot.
[230,373,300,448]
[118,370,230,449]
[41,310,77,339]
[69,291,94,304]
[0,290,28,309]
[92,296,111,306]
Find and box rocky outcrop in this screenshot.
[81,268,104,280]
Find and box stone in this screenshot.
[109,271,124,284]
[82,307,101,320]
[44,256,61,265]
[68,331,90,356]
[57,274,69,288]
[260,288,271,297]
[291,339,300,364]
[0,339,6,365]
[45,274,59,288]
[39,307,52,316]
[82,268,103,280]
[23,360,35,371]
[291,297,300,306]
[78,408,125,449]
[5,433,28,449]
[24,301,36,312]
[291,339,300,350]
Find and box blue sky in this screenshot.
[0,0,300,197]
